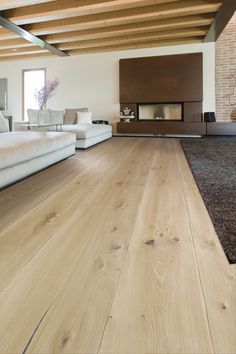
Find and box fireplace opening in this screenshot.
[138,103,183,121]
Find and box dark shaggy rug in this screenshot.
[181,138,236,264]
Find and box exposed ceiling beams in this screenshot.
[0,0,233,61]
[22,1,223,35]
[0,15,67,56]
[2,0,181,25]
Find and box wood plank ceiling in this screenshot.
[0,0,224,61]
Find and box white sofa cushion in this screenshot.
[27,109,40,124]
[27,108,64,125]
[0,111,9,132]
[48,109,64,124]
[64,108,88,125]
[76,111,92,124]
[0,131,76,170]
[62,123,112,139]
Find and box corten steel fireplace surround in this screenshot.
[118,53,206,135]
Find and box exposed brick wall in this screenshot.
[216,12,236,121]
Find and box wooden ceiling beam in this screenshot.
[0,0,58,11]
[0,37,29,49]
[0,51,54,61]
[0,15,68,57]
[0,27,207,55]
[44,14,215,42]
[0,14,214,48]
[57,27,208,50]
[0,46,48,56]
[23,0,222,36]
[66,36,204,55]
[0,36,204,61]
[3,0,181,25]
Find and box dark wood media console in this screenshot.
[117,121,206,135]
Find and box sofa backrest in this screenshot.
[49,109,64,124]
[27,108,64,125]
[27,109,40,124]
[64,108,88,125]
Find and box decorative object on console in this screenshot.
[119,107,135,122]
[34,79,60,110]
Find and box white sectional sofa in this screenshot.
[0,131,76,189]
[62,123,112,148]
[17,108,112,148]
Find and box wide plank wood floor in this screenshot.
[0,137,235,354]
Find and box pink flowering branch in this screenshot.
[34,79,60,109]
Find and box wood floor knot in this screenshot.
[33,211,58,233]
[114,200,125,209]
[45,211,58,222]
[93,257,104,272]
[172,237,180,242]
[116,181,124,186]
[145,239,155,246]
[60,331,71,349]
[220,303,227,310]
[112,244,121,251]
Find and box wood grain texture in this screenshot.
[0,0,224,59]
[0,14,214,47]
[174,140,236,354]
[98,139,214,354]
[0,137,235,354]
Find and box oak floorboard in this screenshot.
[27,179,149,353]
[98,139,214,354]
[0,138,234,354]
[0,137,121,233]
[174,140,236,354]
[0,138,155,354]
[0,138,143,293]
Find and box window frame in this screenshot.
[22,68,46,120]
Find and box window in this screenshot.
[22,68,46,120]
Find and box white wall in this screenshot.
[0,42,215,123]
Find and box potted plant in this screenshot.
[34,78,60,110]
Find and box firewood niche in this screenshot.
[118,53,205,135]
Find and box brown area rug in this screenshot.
[181,138,236,264]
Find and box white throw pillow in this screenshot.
[0,111,9,132]
[76,111,92,124]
